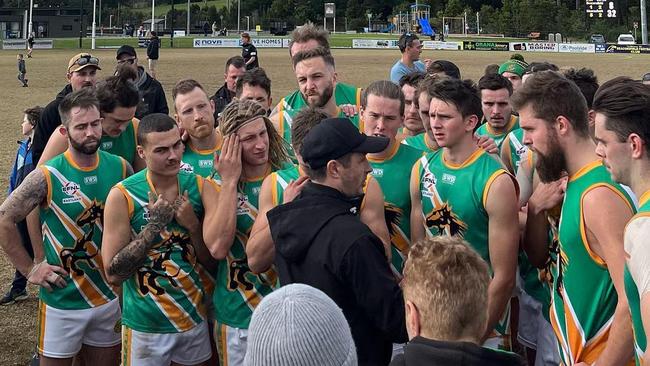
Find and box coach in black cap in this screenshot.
[115,44,168,119]
[267,117,408,366]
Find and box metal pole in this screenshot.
[476,12,479,35]
[642,0,648,44]
[171,0,174,47]
[463,11,467,36]
[237,0,240,34]
[334,17,336,33]
[109,14,113,29]
[28,0,33,38]
[151,0,155,33]
[99,0,101,29]
[91,0,96,49]
[79,0,84,48]
[186,0,190,35]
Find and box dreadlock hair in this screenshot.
[219,99,289,170]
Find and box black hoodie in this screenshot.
[390,337,525,366]
[133,66,169,119]
[32,84,73,163]
[267,182,408,366]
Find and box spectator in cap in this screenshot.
[245,283,357,366]
[267,117,408,365]
[115,45,168,119]
[390,236,524,366]
[31,52,101,164]
[498,55,529,91]
[390,32,431,84]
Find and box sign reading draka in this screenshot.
[193,38,287,48]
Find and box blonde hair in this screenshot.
[402,236,490,342]
[219,99,289,170]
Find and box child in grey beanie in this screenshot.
[244,283,358,366]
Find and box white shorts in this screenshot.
[215,322,248,366]
[122,321,211,366]
[37,298,121,358]
[517,291,560,365]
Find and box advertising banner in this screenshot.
[558,43,595,53]
[462,41,510,51]
[509,42,559,52]
[604,44,650,53]
[352,39,399,49]
[422,41,463,50]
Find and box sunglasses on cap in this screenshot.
[642,73,650,81]
[74,55,100,67]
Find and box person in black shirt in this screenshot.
[146,31,160,79]
[211,56,246,123]
[241,32,259,70]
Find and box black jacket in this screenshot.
[146,36,160,60]
[32,84,73,163]
[211,83,234,124]
[134,66,169,118]
[241,42,259,70]
[390,337,525,366]
[267,182,408,366]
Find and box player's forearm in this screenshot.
[482,273,515,342]
[593,300,634,366]
[0,220,36,276]
[204,181,238,260]
[246,224,275,274]
[188,225,217,271]
[523,200,551,268]
[107,222,162,284]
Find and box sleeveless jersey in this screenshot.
[476,115,520,150]
[501,128,531,176]
[100,119,138,165]
[414,148,513,349]
[368,142,422,273]
[115,169,207,334]
[625,190,650,365]
[212,169,279,329]
[180,139,222,178]
[277,82,363,147]
[39,150,127,310]
[401,133,438,153]
[550,160,635,365]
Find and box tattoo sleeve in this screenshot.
[106,221,164,282]
[0,169,47,223]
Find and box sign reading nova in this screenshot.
[193,38,287,48]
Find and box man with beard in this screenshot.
[37,66,145,171]
[593,77,650,364]
[476,73,520,150]
[174,79,222,178]
[246,108,390,274]
[206,100,290,365]
[361,80,423,275]
[512,71,636,365]
[410,77,519,351]
[212,56,247,121]
[399,72,426,138]
[115,45,169,119]
[32,53,101,164]
[266,118,408,365]
[102,113,218,365]
[0,89,131,366]
[271,46,362,154]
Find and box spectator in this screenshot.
[267,118,408,365]
[212,21,218,36]
[27,33,34,58]
[116,45,169,118]
[17,54,27,87]
[0,106,42,306]
[391,236,524,366]
[203,21,210,37]
[146,31,160,79]
[245,284,357,366]
[390,32,431,84]
[241,32,259,70]
[211,55,246,122]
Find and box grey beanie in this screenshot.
[244,283,358,366]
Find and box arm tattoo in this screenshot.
[0,169,47,222]
[107,221,164,281]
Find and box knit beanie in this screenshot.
[244,283,358,366]
[498,56,529,77]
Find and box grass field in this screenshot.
[0,47,648,365]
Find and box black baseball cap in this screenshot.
[300,118,389,169]
[116,45,137,59]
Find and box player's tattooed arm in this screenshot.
[106,193,174,283]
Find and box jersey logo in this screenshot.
[372,168,384,177]
[84,176,98,185]
[136,231,194,297]
[227,257,276,293]
[76,200,104,227]
[59,229,98,276]
[425,202,467,237]
[198,160,213,168]
[62,181,80,196]
[179,162,194,173]
[101,141,113,150]
[442,173,456,185]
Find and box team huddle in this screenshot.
[1,23,650,366]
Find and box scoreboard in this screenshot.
[586,0,617,18]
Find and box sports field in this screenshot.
[0,47,647,364]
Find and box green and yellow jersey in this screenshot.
[115,169,208,333]
[550,160,635,365]
[39,150,128,309]
[501,128,531,176]
[368,142,422,273]
[401,133,438,153]
[100,119,138,166]
[180,138,222,178]
[476,115,519,150]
